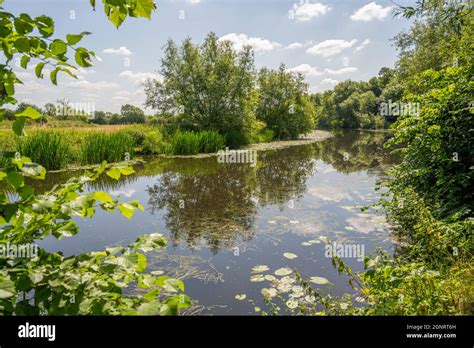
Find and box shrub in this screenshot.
[142,130,165,154]
[81,132,134,164]
[16,130,73,170]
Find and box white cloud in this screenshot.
[119,70,162,85]
[187,0,201,3]
[320,78,339,86]
[325,67,358,75]
[286,42,304,50]
[218,33,282,53]
[355,39,371,51]
[287,64,323,77]
[350,2,391,22]
[289,1,330,21]
[66,80,120,91]
[306,39,357,58]
[102,46,132,56]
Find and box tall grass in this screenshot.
[197,130,225,153]
[81,132,135,164]
[167,130,225,155]
[16,130,73,170]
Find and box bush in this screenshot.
[16,130,73,170]
[81,132,135,164]
[142,130,165,154]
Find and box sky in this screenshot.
[5,0,414,113]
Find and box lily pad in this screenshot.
[283,252,298,260]
[251,265,270,273]
[235,294,246,300]
[275,267,292,276]
[250,274,265,283]
[286,299,298,309]
[264,274,276,282]
[261,288,277,298]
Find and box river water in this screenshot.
[36,130,398,314]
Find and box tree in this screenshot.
[256,64,315,140]
[121,104,145,124]
[144,32,257,147]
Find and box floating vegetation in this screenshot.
[250,274,266,282]
[274,267,292,276]
[301,239,321,246]
[283,252,298,259]
[252,265,270,273]
[309,276,331,285]
[261,288,277,298]
[235,294,246,300]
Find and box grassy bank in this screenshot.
[1,124,233,170]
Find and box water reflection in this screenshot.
[1,130,399,314]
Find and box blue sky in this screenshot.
[6,0,413,113]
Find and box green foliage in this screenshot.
[120,104,146,124]
[196,130,225,153]
[16,130,73,170]
[313,68,398,130]
[142,129,165,154]
[81,132,135,165]
[0,0,189,317]
[165,130,224,155]
[144,32,257,147]
[386,66,473,217]
[0,160,189,315]
[256,65,315,140]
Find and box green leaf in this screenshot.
[35,15,54,37]
[35,62,46,78]
[109,8,127,28]
[118,202,137,219]
[50,69,58,85]
[12,117,26,136]
[28,270,44,284]
[134,0,156,19]
[50,39,67,55]
[106,167,121,180]
[94,191,113,203]
[14,38,30,52]
[6,170,24,188]
[74,47,93,67]
[0,276,16,299]
[136,300,161,315]
[20,55,30,69]
[16,106,41,119]
[66,33,85,45]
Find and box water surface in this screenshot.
[36,130,398,314]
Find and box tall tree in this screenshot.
[144,32,257,147]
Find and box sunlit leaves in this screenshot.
[0,275,16,299]
[118,200,144,220]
